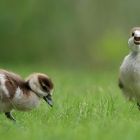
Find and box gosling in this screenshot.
[119,27,140,109]
[0,69,54,121]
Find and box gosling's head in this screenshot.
[128,27,140,52]
[26,73,54,107]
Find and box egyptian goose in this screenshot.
[0,69,54,121]
[119,27,140,109]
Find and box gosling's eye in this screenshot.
[132,32,134,36]
[42,85,47,90]
[42,84,49,92]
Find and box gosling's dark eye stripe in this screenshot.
[38,75,53,90]
[41,84,49,92]
[42,85,47,90]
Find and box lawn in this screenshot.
[0,66,140,140]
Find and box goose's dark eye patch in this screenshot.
[42,85,46,90]
[38,75,54,92]
[41,84,49,92]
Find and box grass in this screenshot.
[0,66,140,140]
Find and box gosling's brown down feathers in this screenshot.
[0,69,54,121]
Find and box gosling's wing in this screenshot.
[0,70,25,101]
[0,69,23,82]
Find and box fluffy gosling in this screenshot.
[0,69,54,121]
[119,27,140,109]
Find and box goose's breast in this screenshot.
[120,55,140,100]
[12,88,40,111]
[120,55,140,86]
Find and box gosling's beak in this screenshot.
[43,94,53,107]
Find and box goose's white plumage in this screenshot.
[119,27,140,107]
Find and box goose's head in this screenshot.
[26,73,54,107]
[128,27,140,52]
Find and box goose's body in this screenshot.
[0,69,54,121]
[120,53,140,101]
[119,27,140,108]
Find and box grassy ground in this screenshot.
[0,66,140,140]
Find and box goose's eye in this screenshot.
[42,85,47,90]
[132,32,134,36]
[42,84,49,92]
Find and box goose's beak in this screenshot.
[43,95,53,107]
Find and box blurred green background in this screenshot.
[0,0,139,69]
[1,1,140,140]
